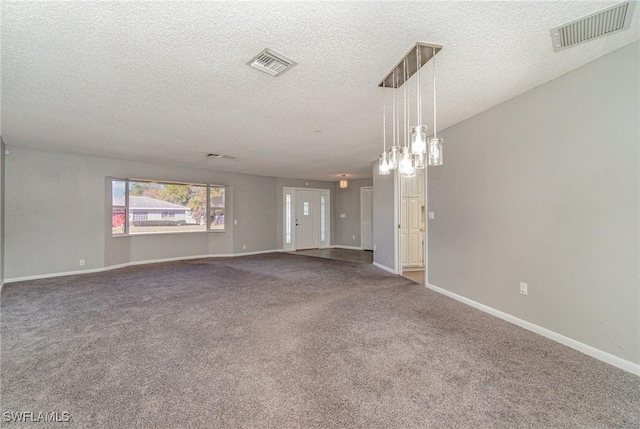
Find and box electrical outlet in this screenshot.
[352,235,356,240]
[428,211,435,220]
[520,282,528,295]
[234,219,238,226]
[242,244,246,250]
[79,259,85,266]
[373,245,377,251]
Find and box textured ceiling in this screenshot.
[2,1,639,181]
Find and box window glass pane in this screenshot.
[320,195,326,242]
[128,182,207,234]
[112,180,126,206]
[112,208,126,235]
[209,186,225,231]
[304,201,309,216]
[285,194,292,244]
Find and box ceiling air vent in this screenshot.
[247,48,297,77]
[551,1,636,52]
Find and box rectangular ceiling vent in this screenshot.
[247,48,297,77]
[551,1,636,52]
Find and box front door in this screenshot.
[295,189,318,250]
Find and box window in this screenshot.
[320,195,326,242]
[209,186,225,231]
[110,179,225,235]
[111,180,126,235]
[285,193,292,244]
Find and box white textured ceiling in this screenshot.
[2,1,639,181]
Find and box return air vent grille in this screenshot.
[247,48,297,77]
[551,1,636,52]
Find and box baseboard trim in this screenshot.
[373,262,396,274]
[3,249,284,284]
[331,245,363,250]
[425,282,640,376]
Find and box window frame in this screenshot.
[110,178,226,237]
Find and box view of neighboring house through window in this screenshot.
[111,179,225,235]
[209,186,225,231]
[112,180,127,235]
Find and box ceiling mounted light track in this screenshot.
[378,43,442,89]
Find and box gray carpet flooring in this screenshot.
[1,253,638,428]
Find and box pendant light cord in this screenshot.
[382,82,386,151]
[417,46,421,125]
[403,58,408,148]
[433,47,437,138]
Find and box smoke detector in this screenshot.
[247,48,297,77]
[551,1,636,52]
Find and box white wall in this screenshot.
[428,42,639,365]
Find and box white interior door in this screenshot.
[361,187,373,250]
[295,189,318,250]
[401,195,423,267]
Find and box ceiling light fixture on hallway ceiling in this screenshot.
[378,42,443,176]
[339,175,348,189]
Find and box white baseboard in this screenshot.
[426,282,640,376]
[331,245,363,250]
[373,262,396,274]
[3,249,284,284]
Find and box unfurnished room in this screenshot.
[0,1,639,428]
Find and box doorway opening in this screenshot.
[399,169,426,283]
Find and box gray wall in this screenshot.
[373,163,396,271]
[428,42,639,364]
[335,178,373,247]
[0,139,4,285]
[5,148,280,279]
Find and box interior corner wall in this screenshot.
[372,162,396,271]
[335,178,373,247]
[428,41,640,365]
[4,147,280,280]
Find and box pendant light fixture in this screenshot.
[428,46,443,166]
[378,82,390,175]
[398,58,416,178]
[339,175,348,189]
[388,69,400,171]
[410,46,427,159]
[378,43,442,177]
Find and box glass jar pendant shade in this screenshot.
[428,137,443,166]
[388,145,399,170]
[410,125,427,155]
[378,152,391,175]
[399,147,415,177]
[414,152,425,169]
